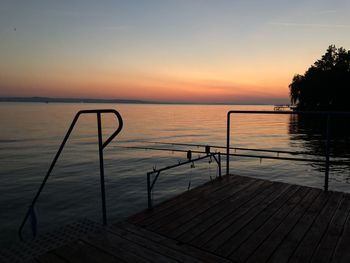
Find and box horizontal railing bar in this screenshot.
[77,109,122,114]
[227,110,350,115]
[136,140,346,158]
[140,140,307,155]
[230,153,323,162]
[230,147,322,156]
[114,145,350,165]
[118,141,347,158]
[229,153,350,165]
[114,145,207,154]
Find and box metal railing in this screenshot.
[226,110,350,192]
[18,109,123,240]
[147,151,221,209]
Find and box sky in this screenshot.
[1,0,350,104]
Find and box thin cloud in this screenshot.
[269,22,350,29]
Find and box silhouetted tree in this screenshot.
[289,45,350,111]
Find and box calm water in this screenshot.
[1,103,349,246]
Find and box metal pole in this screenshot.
[324,113,331,192]
[19,112,81,240]
[218,152,222,178]
[97,113,107,225]
[147,172,152,209]
[226,112,230,175]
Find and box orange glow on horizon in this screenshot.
[0,76,289,103]
[1,64,291,103]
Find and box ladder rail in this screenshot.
[18,109,123,240]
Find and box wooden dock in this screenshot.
[7,175,350,262]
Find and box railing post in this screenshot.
[97,113,107,225]
[147,172,152,209]
[218,152,222,179]
[324,113,331,192]
[226,112,230,175]
[29,205,37,238]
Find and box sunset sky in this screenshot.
[1,0,350,104]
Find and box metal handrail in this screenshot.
[18,109,123,240]
[146,152,221,209]
[226,110,350,192]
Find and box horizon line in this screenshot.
[0,96,289,106]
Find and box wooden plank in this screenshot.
[107,225,205,263]
[82,229,178,263]
[288,192,343,263]
[213,184,300,257]
[229,187,311,263]
[188,180,276,247]
[149,177,256,226]
[312,194,350,263]
[165,176,263,239]
[127,175,233,223]
[267,190,331,263]
[139,176,257,232]
[245,188,321,263]
[128,175,243,225]
[150,176,263,236]
[175,179,270,244]
[132,175,246,230]
[116,222,231,263]
[204,182,291,253]
[331,194,350,263]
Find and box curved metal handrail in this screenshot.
[18,109,123,240]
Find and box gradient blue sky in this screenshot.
[1,0,350,103]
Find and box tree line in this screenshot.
[290,45,350,111]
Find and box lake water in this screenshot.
[1,103,350,246]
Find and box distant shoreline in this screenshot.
[0,97,273,106]
[0,97,152,104]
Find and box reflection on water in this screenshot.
[0,103,350,246]
[288,114,350,173]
